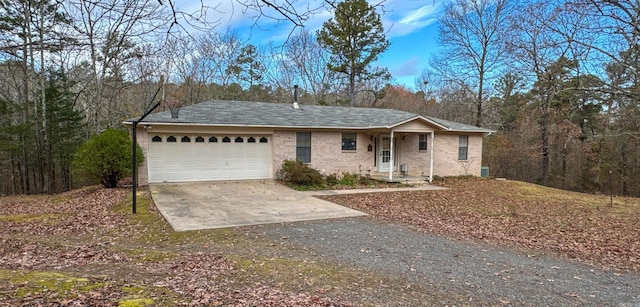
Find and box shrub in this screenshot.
[325,173,340,186]
[277,160,324,187]
[72,128,143,188]
[358,175,373,186]
[339,172,359,186]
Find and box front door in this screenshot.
[379,135,391,171]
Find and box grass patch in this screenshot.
[0,269,185,305]
[119,298,154,307]
[0,270,104,298]
[0,213,66,223]
[116,284,183,307]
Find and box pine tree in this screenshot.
[316,0,390,106]
[44,69,84,192]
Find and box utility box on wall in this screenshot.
[481,166,489,178]
[400,164,408,176]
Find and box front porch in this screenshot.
[370,129,435,183]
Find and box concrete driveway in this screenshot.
[149,180,367,231]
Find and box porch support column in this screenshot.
[389,130,394,181]
[429,131,434,183]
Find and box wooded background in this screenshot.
[0,0,638,197]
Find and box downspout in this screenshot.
[389,130,394,181]
[429,131,435,183]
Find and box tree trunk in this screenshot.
[21,0,31,195]
[621,140,628,196]
[39,2,50,194]
[540,109,550,186]
[476,60,485,127]
[561,139,568,189]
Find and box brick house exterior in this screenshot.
[125,100,493,185]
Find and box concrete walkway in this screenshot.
[150,180,368,231]
[307,184,447,196]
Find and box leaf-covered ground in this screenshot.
[319,177,640,273]
[2,178,639,305]
[0,186,350,306]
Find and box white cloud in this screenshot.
[173,0,443,42]
[381,1,443,38]
[174,1,334,43]
[400,5,438,24]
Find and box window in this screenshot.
[209,136,218,143]
[341,133,357,151]
[247,137,256,143]
[181,136,191,142]
[167,136,177,143]
[195,136,205,143]
[222,136,231,143]
[458,135,468,160]
[152,136,162,142]
[235,137,244,143]
[296,132,311,163]
[419,134,428,151]
[259,137,268,143]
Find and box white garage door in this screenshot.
[147,134,272,183]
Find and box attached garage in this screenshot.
[147,134,272,183]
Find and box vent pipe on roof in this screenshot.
[293,85,300,110]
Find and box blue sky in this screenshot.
[176,1,444,89]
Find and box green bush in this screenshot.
[325,173,340,186]
[72,128,143,188]
[339,172,359,186]
[277,160,324,187]
[358,175,373,186]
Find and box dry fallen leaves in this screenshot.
[0,186,350,306]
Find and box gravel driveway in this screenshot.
[258,217,640,306]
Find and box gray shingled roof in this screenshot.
[127,100,493,133]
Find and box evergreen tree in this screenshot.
[44,69,84,192]
[316,0,390,106]
[226,44,265,90]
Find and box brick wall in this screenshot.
[432,133,483,177]
[272,130,376,176]
[272,130,296,178]
[134,127,149,185]
[396,133,431,176]
[310,131,374,176]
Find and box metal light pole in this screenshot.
[131,76,164,214]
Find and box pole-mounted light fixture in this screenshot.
[131,75,164,214]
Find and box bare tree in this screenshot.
[62,0,170,133]
[433,0,512,127]
[506,1,589,186]
[281,30,338,103]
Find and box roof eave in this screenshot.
[386,115,452,131]
[122,121,393,130]
[122,120,496,133]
